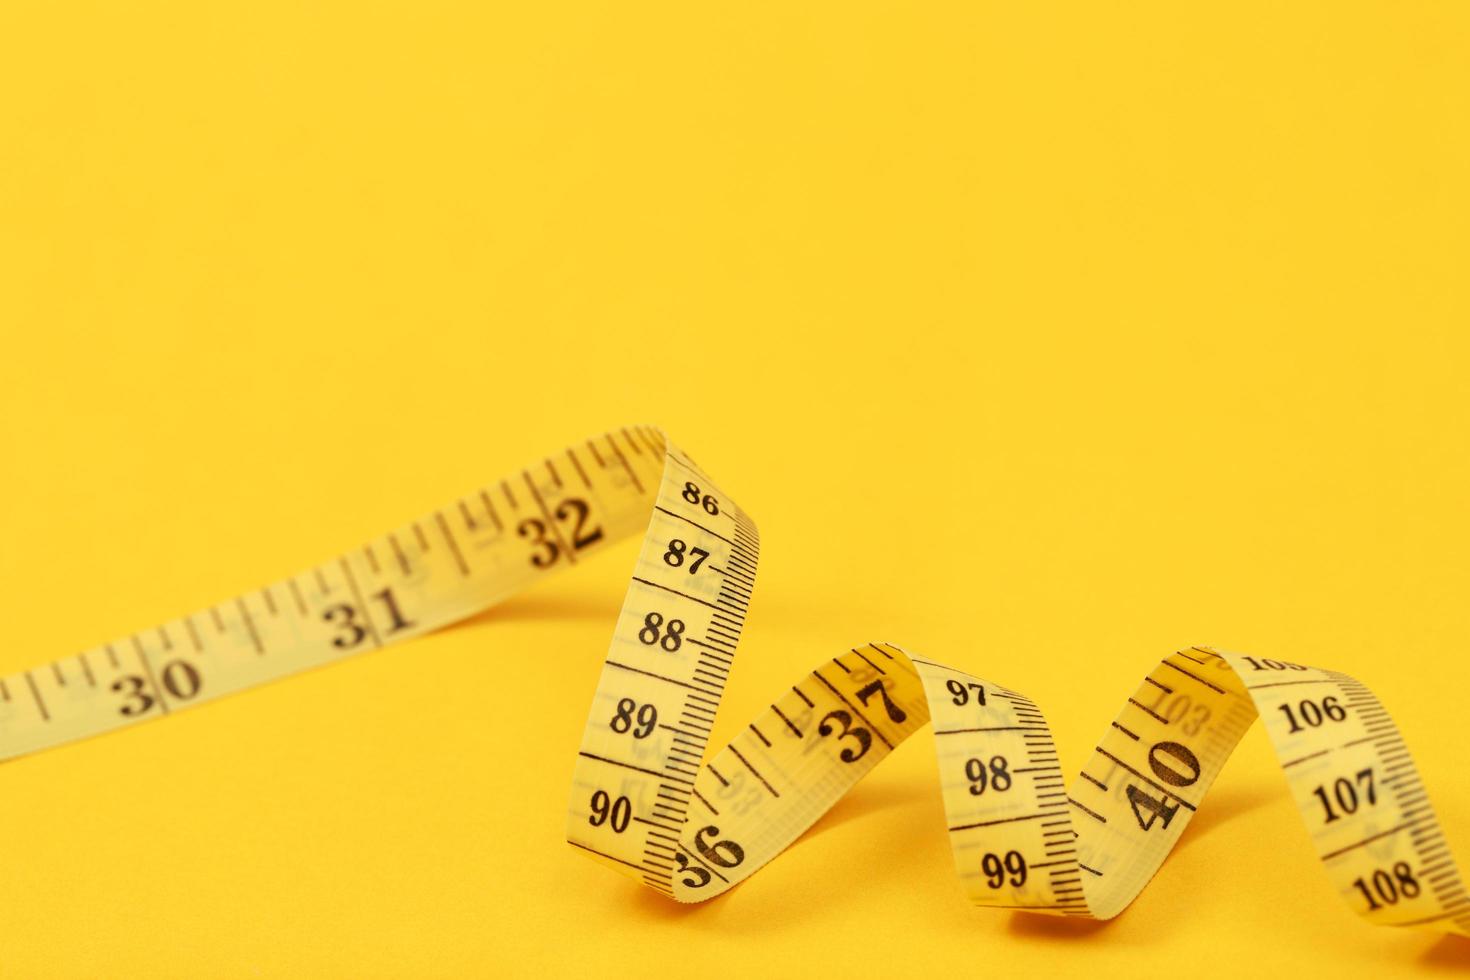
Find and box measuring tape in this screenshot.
[4,426,1465,936]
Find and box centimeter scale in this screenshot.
[0,427,1464,934]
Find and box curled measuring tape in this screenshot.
[4,427,1465,936]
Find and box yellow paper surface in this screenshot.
[2,2,1468,976]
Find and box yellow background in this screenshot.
[1,2,1467,976]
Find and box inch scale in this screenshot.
[1,427,1464,936]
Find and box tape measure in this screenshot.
[4,426,1465,937]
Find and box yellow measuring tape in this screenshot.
[4,427,1465,936]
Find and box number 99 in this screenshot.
[981,850,1028,889]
